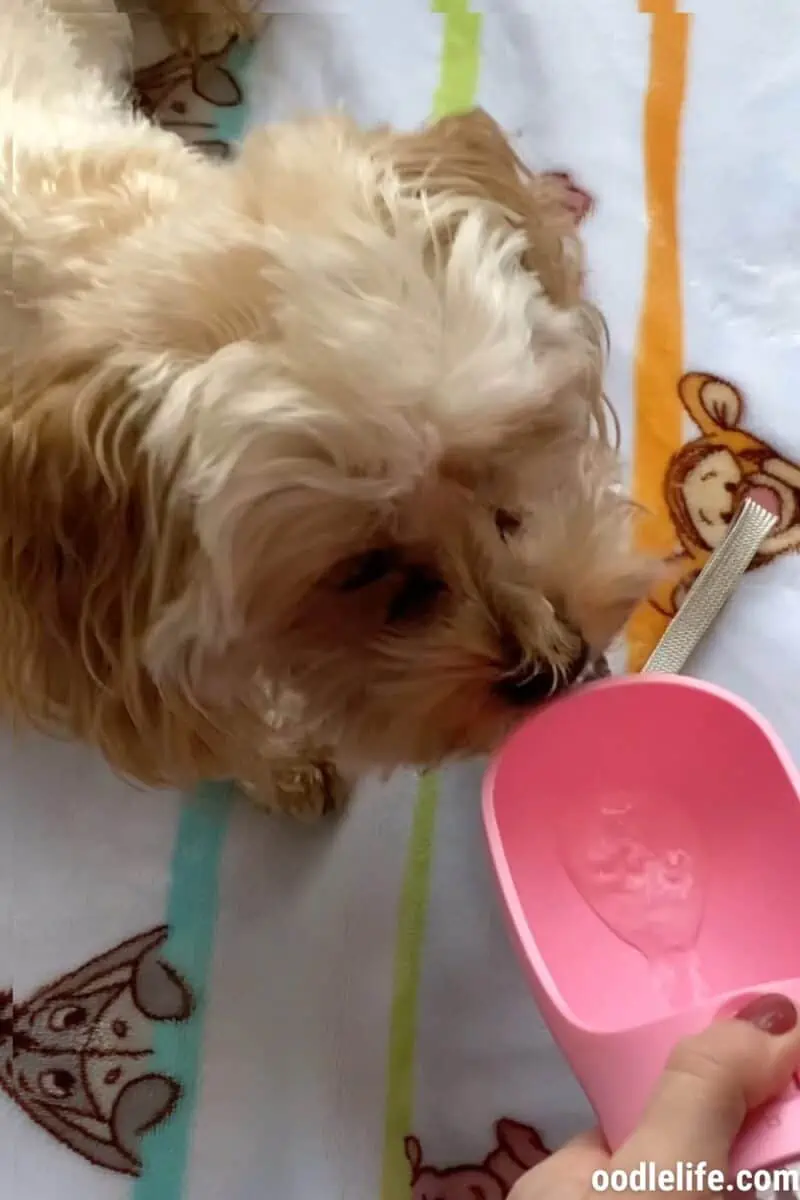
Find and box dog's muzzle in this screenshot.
[496,642,606,709]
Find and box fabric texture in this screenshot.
[4,3,800,1198]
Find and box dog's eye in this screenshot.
[337,548,398,591]
[387,567,446,624]
[495,509,521,539]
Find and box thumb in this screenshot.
[614,994,800,1179]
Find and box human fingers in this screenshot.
[613,994,800,1182]
[507,1129,607,1200]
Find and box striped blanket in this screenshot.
[5,3,800,1198]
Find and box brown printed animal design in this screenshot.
[650,372,800,616]
[133,35,244,159]
[0,927,193,1176]
[406,1118,550,1199]
[542,171,594,223]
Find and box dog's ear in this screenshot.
[381,108,586,310]
[1,356,200,752]
[377,109,610,449]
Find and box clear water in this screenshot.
[560,792,709,1009]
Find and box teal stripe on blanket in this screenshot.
[132,44,254,1200]
[216,40,256,146]
[133,782,233,1200]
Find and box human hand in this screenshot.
[510,994,800,1198]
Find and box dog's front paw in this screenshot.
[240,760,353,822]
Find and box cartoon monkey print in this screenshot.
[650,372,800,616]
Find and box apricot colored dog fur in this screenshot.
[1,0,653,815]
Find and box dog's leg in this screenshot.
[144,0,259,55]
[240,758,355,822]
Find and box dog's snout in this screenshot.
[495,638,592,709]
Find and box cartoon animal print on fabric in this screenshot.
[0,927,193,1176]
[133,36,244,159]
[406,1118,551,1199]
[541,171,595,223]
[650,372,800,616]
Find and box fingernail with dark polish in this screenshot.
[735,994,798,1035]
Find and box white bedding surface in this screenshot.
[5,4,800,1198]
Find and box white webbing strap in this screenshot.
[641,497,778,676]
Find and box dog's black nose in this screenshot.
[496,640,591,709]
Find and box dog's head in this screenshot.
[37,109,654,768]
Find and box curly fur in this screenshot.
[1,0,655,815]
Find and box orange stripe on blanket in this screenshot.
[639,0,687,13]
[627,3,691,671]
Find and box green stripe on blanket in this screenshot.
[432,0,482,118]
[379,12,483,1198]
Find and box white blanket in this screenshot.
[5,3,800,1198]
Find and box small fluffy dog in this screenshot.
[1,0,654,817]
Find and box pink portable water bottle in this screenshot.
[483,674,800,1175]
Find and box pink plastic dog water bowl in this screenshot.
[483,674,800,1174]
